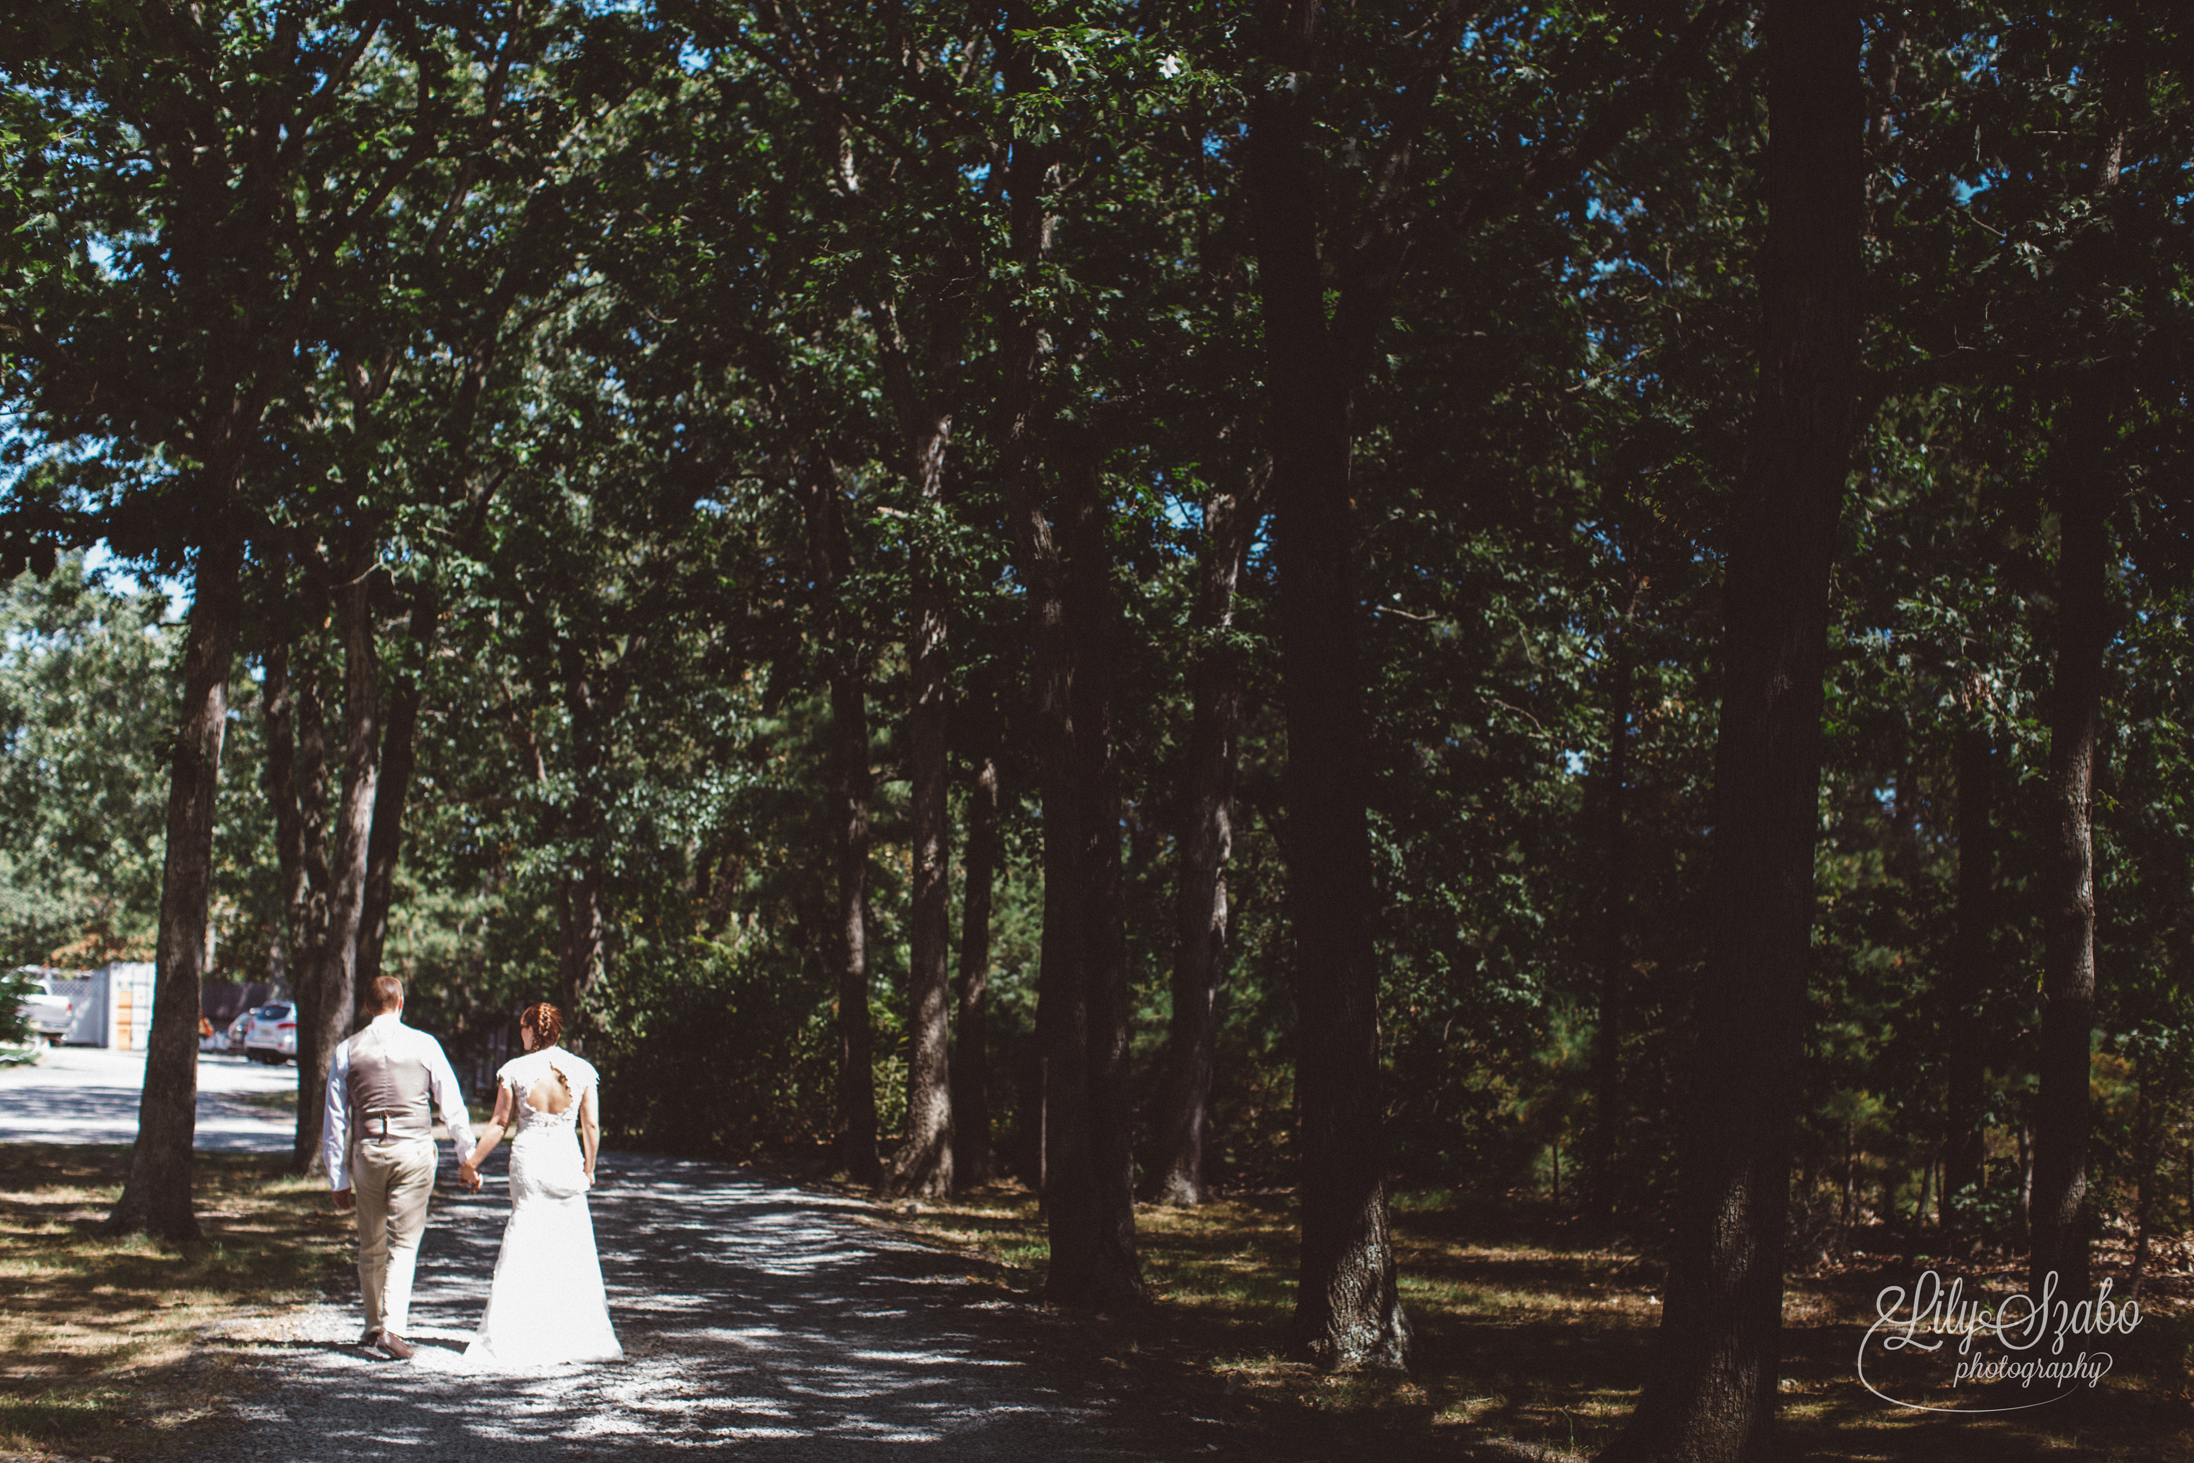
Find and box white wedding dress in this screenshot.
[458,1047,622,1371]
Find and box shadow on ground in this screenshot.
[202,1153,1418,1461]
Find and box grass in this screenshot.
[0,1144,352,1460]
[893,1183,2194,1461]
[227,1085,298,1113]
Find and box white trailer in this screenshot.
[38,963,159,1049]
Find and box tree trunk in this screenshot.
[864,283,964,1200]
[1062,456,1141,1304]
[830,671,880,1186]
[801,447,882,1186]
[951,669,1001,1187]
[296,561,382,1176]
[263,628,331,1004]
[264,638,306,963]
[885,404,956,1198]
[989,63,1142,1302]
[1907,1153,1935,1258]
[2016,1123,2032,1243]
[2030,390,2112,1310]
[1144,461,1268,1207]
[266,622,333,1172]
[102,536,244,1241]
[556,651,608,1047]
[558,866,605,1030]
[1839,1119,1856,1248]
[1941,708,1994,1231]
[1588,605,1634,1218]
[1599,5,1861,1458]
[356,595,437,992]
[2130,1061,2166,1300]
[1247,49,1407,1375]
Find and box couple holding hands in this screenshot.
[320,977,622,1371]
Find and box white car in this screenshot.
[15,975,76,1043]
[243,1002,299,1063]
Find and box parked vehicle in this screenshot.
[14,974,76,1043]
[225,1011,253,1054]
[243,1002,298,1063]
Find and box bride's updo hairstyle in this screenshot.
[520,1002,563,1048]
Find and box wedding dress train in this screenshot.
[459,1047,622,1371]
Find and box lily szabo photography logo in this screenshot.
[1857,1269,2142,1414]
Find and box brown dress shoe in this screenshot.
[359,1328,384,1349]
[377,1332,416,1361]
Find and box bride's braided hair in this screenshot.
[520,1002,563,1047]
[519,1002,571,1103]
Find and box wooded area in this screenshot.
[5,2,2193,1457]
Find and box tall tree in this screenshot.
[1587,565,1640,1217]
[1600,1,1863,1457]
[4,1,480,1237]
[1939,694,1995,1229]
[1242,5,1408,1369]
[1060,454,1140,1302]
[991,19,1143,1302]
[951,667,1002,1187]
[1145,460,1268,1206]
[294,555,382,1173]
[2029,388,2116,1306]
[802,446,884,1186]
[100,541,243,1240]
[265,607,335,1172]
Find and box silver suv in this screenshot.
[242,1002,299,1064]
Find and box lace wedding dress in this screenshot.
[460,1047,623,1371]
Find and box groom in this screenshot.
[321,975,476,1361]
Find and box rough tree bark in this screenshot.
[951,668,1002,1187]
[1234,0,1735,1366]
[1940,703,1994,1229]
[801,446,882,1186]
[266,622,334,1173]
[556,646,608,1046]
[1144,460,1269,1207]
[1061,456,1140,1302]
[1587,587,1635,1219]
[992,41,1142,1303]
[1246,33,1407,1372]
[2030,390,2114,1309]
[102,536,244,1240]
[2130,1060,2170,1300]
[296,560,382,1174]
[1598,3,1861,1458]
[264,626,332,995]
[355,595,437,993]
[875,312,964,1201]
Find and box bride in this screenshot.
[455,1002,622,1369]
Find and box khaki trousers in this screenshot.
[353,1136,437,1338]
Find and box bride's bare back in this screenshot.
[527,1066,575,1115]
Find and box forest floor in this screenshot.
[5,1130,2189,1461]
[0,1145,351,1457]
[3,1142,1518,1462]
[875,1178,2194,1462]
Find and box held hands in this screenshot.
[459,1161,482,1191]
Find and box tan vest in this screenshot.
[346,1023,434,1141]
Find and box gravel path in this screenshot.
[205,1151,1290,1461]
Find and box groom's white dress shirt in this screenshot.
[322,1013,477,1189]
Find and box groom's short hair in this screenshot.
[365,976,405,1015]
